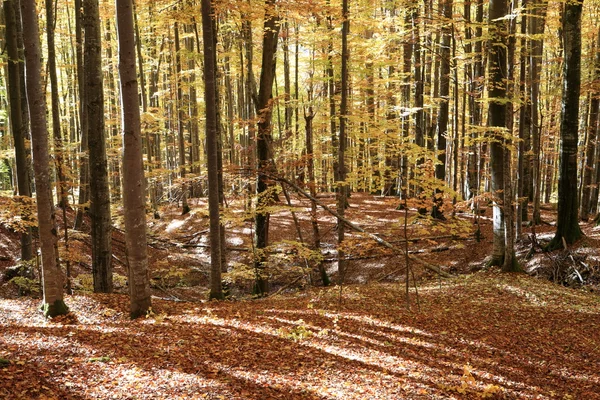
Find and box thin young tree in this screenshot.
[548,0,584,248]
[337,0,350,285]
[21,0,68,317]
[84,0,113,293]
[201,0,223,300]
[116,0,152,318]
[432,0,453,220]
[46,0,69,210]
[580,28,600,222]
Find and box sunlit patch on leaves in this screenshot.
[438,364,503,398]
[88,356,111,363]
[277,319,313,341]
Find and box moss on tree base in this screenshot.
[502,256,523,273]
[41,299,69,318]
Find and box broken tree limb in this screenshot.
[273,176,453,278]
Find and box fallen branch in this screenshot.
[273,176,453,278]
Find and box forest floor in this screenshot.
[1,193,600,399]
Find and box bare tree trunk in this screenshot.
[4,0,32,262]
[516,0,530,237]
[174,22,189,214]
[21,0,68,317]
[74,0,89,231]
[488,0,509,266]
[530,0,548,225]
[84,0,113,293]
[432,0,452,219]
[580,28,600,221]
[549,0,584,248]
[253,0,280,295]
[116,0,152,318]
[201,0,223,300]
[337,0,349,284]
[45,0,69,210]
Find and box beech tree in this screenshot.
[253,0,280,295]
[4,0,32,262]
[21,0,68,317]
[201,0,223,300]
[116,0,151,318]
[84,0,113,293]
[549,0,584,248]
[487,0,515,269]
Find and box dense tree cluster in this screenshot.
[0,0,595,313]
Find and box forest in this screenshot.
[1,0,600,398]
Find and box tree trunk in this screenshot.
[488,0,509,266]
[517,0,530,237]
[549,0,584,248]
[45,0,69,210]
[530,0,548,224]
[21,0,68,317]
[4,0,32,262]
[432,0,452,219]
[174,22,189,214]
[253,0,280,295]
[84,0,113,293]
[337,0,349,284]
[201,0,223,300]
[116,0,152,318]
[74,0,89,231]
[580,28,600,221]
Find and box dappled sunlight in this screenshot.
[165,219,186,233]
[2,272,600,398]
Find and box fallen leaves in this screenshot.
[1,273,600,399]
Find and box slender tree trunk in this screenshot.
[84,0,113,293]
[253,0,280,295]
[530,0,548,224]
[488,0,509,266]
[517,0,530,236]
[337,0,349,284]
[21,0,68,317]
[174,22,189,214]
[503,1,518,271]
[432,0,452,219]
[580,28,600,221]
[116,0,152,318]
[46,0,69,210]
[327,4,338,188]
[201,0,223,300]
[549,0,584,248]
[74,0,89,231]
[4,0,32,262]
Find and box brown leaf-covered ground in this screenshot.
[1,193,600,399]
[1,273,599,399]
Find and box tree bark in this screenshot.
[549,0,584,248]
[201,0,223,300]
[84,0,113,293]
[488,0,509,266]
[116,0,152,318]
[432,0,452,219]
[21,0,68,317]
[337,0,349,284]
[580,28,600,221]
[253,0,280,295]
[4,0,32,262]
[45,0,69,210]
[74,0,89,231]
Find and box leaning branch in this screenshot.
[273,176,453,278]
